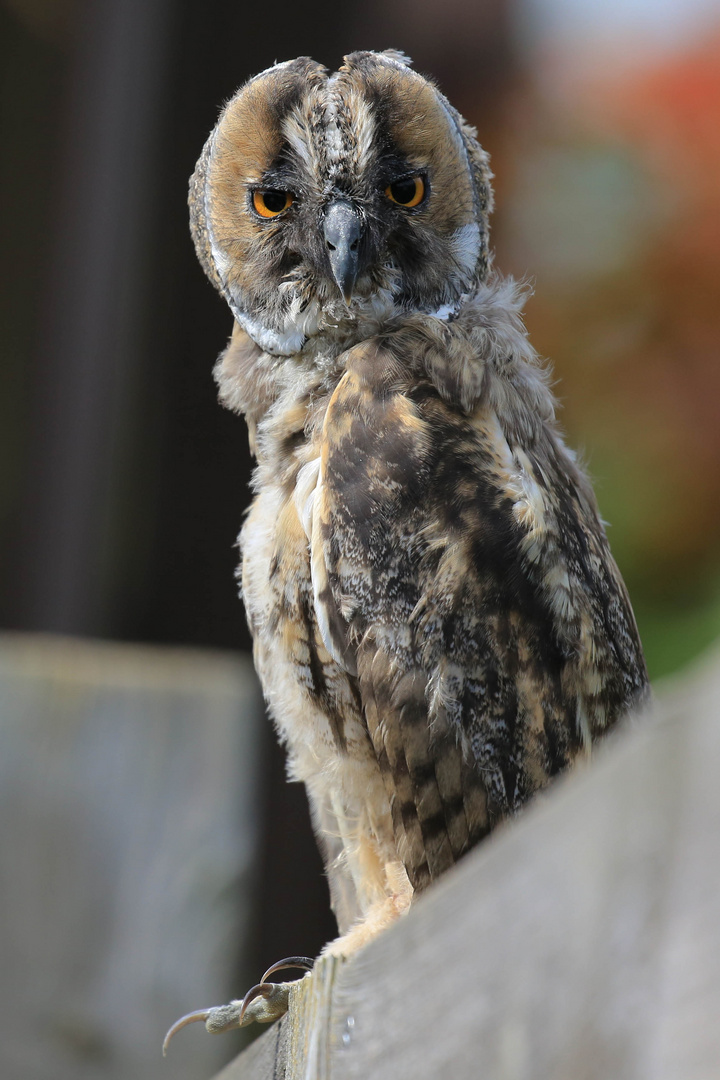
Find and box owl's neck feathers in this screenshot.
[215,274,557,467]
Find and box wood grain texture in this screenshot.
[216,646,720,1080]
[213,1023,282,1080]
[0,632,264,1080]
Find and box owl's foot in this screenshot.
[162,957,314,1054]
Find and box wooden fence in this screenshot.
[211,647,720,1080]
[0,633,264,1080]
[1,632,717,1079]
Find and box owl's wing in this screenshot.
[310,338,648,892]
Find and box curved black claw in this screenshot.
[163,1009,215,1056]
[162,957,316,1054]
[260,956,315,983]
[237,981,275,1025]
[235,956,314,1024]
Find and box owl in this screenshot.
[164,49,649,1047]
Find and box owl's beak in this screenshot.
[323,200,363,304]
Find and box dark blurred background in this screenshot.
[2,0,720,1073]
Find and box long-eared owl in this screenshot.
[190,49,648,970]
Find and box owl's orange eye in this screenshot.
[385,175,426,208]
[252,190,294,218]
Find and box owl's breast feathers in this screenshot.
[231,279,649,894]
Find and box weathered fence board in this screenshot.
[0,632,264,1080]
[214,647,720,1080]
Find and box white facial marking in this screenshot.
[323,87,345,166]
[231,305,306,356]
[451,222,481,276]
[347,90,375,178]
[323,80,376,182]
[283,110,316,172]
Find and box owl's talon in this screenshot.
[260,955,315,983]
[162,958,315,1053]
[162,1008,214,1055]
[236,955,314,1023]
[237,980,276,1023]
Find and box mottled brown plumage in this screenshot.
[187,48,648,1015]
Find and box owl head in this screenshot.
[189,50,494,356]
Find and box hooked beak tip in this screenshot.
[323,199,363,307]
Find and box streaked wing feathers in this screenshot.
[312,336,648,891]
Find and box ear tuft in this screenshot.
[340,49,413,73]
[379,49,413,67]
